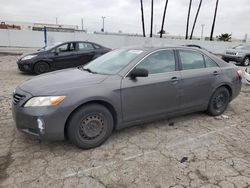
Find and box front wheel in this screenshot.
[34,61,50,74]
[242,57,250,66]
[67,104,114,149]
[207,87,230,116]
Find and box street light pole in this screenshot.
[201,24,205,40]
[101,16,106,32]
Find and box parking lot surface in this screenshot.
[0,55,250,188]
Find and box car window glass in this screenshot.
[57,43,68,52]
[204,55,218,68]
[79,43,94,50]
[57,43,76,52]
[179,50,205,70]
[94,44,101,49]
[136,50,176,74]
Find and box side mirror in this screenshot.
[129,68,148,79]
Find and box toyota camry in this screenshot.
[12,46,242,149]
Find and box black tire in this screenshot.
[207,87,230,116]
[242,57,250,66]
[34,61,50,75]
[67,104,114,149]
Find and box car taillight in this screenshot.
[236,69,242,80]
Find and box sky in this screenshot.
[0,0,249,39]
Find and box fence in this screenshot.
[0,29,244,54]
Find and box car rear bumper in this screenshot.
[222,55,244,63]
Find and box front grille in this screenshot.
[13,93,25,105]
[226,52,237,55]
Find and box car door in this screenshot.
[121,49,181,122]
[52,42,78,69]
[177,49,221,110]
[76,42,96,66]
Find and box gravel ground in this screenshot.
[0,55,250,188]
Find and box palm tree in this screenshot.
[190,0,202,40]
[160,0,169,38]
[140,0,146,37]
[185,0,193,40]
[150,0,154,37]
[210,0,219,41]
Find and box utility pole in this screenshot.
[81,18,84,31]
[160,0,169,38]
[185,0,192,40]
[201,24,205,40]
[150,0,154,38]
[101,16,106,32]
[140,0,146,37]
[56,17,58,25]
[210,0,219,41]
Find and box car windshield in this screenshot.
[233,45,250,50]
[39,42,62,51]
[83,49,143,75]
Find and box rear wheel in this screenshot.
[34,61,50,74]
[242,57,250,66]
[207,87,230,116]
[67,104,114,149]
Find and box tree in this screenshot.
[150,0,154,37]
[185,0,193,40]
[210,0,219,41]
[190,0,203,40]
[160,0,169,38]
[216,33,232,42]
[140,0,146,37]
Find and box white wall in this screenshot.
[0,29,245,54]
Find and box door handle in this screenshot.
[213,71,219,76]
[171,77,179,82]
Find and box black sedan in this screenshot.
[17,41,111,74]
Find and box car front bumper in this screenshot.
[222,55,244,63]
[17,59,34,73]
[11,87,66,141]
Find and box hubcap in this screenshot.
[213,92,226,110]
[79,114,104,140]
[39,65,46,73]
[244,58,250,66]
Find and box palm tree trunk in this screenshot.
[210,0,219,41]
[140,0,146,37]
[190,0,202,40]
[185,0,192,40]
[160,0,169,38]
[150,0,154,38]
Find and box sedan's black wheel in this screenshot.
[34,62,50,75]
[67,104,114,149]
[207,87,230,116]
[242,57,250,66]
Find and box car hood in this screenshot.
[19,68,109,95]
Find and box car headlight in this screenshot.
[24,96,66,107]
[22,55,37,61]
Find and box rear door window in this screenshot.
[204,55,219,68]
[179,50,205,70]
[78,43,94,51]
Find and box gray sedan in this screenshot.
[12,46,242,149]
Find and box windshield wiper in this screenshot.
[79,67,98,74]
